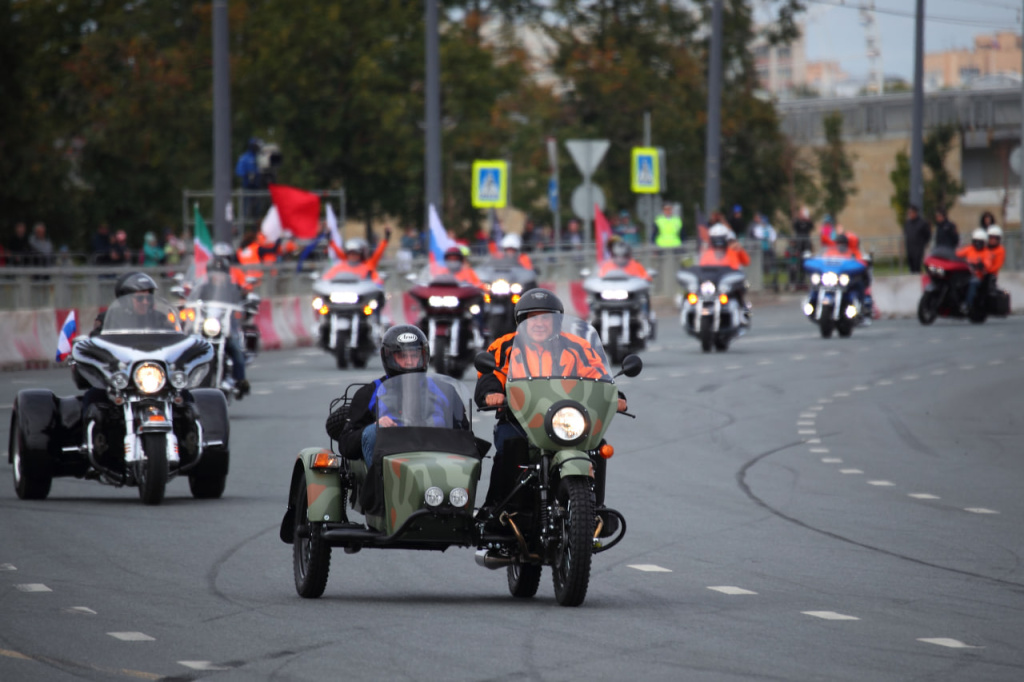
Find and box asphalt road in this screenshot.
[2,304,1023,681]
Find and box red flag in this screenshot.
[268,184,321,239]
[594,204,612,263]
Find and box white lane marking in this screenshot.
[708,586,757,595]
[669,371,688,378]
[15,584,51,592]
[868,480,895,487]
[65,607,97,615]
[809,406,824,411]
[725,365,742,371]
[179,661,233,671]
[833,392,850,398]
[0,564,16,571]
[823,350,840,356]
[791,354,807,360]
[852,385,869,391]
[908,493,940,500]
[927,338,940,344]
[917,638,980,649]
[698,369,713,375]
[988,359,1004,366]
[839,469,864,474]
[810,447,830,453]
[0,404,11,410]
[757,359,774,366]
[930,369,947,376]
[108,632,155,642]
[822,458,843,463]
[799,413,817,419]
[285,358,307,365]
[642,377,658,382]
[902,375,919,381]
[964,508,999,515]
[960,364,975,370]
[877,379,893,386]
[628,564,672,573]
[253,389,272,396]
[287,384,305,390]
[818,398,832,404]
[803,611,860,621]
[806,438,821,444]
[798,430,817,435]
[797,421,816,426]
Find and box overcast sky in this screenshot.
[798,0,1021,81]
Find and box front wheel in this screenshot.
[293,479,331,598]
[713,336,730,352]
[552,477,595,607]
[819,314,834,339]
[917,291,939,325]
[10,411,52,500]
[699,320,713,353]
[334,334,349,369]
[837,319,853,338]
[137,433,168,505]
[507,560,542,599]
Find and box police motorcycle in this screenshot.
[476,257,538,343]
[311,272,385,369]
[407,270,485,379]
[676,266,747,352]
[802,253,870,338]
[179,265,260,400]
[10,287,231,504]
[582,270,655,364]
[474,311,640,606]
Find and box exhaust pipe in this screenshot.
[475,549,511,570]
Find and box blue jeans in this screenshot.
[226,335,246,381]
[966,277,981,309]
[361,424,378,468]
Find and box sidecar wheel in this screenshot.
[507,560,542,599]
[551,477,595,607]
[293,480,331,598]
[137,433,168,505]
[10,407,53,500]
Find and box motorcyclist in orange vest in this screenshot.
[236,232,264,282]
[726,228,751,267]
[437,246,484,289]
[323,229,390,284]
[494,233,535,271]
[699,224,746,268]
[986,225,1005,278]
[957,228,994,312]
[599,237,651,280]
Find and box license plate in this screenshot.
[334,316,351,330]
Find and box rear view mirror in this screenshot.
[474,351,497,375]
[616,354,643,378]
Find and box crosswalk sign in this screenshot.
[631,147,659,194]
[471,160,508,208]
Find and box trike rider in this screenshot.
[474,289,627,513]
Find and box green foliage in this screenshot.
[815,111,856,221]
[889,124,964,228]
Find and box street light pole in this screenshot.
[704,0,723,218]
[909,0,925,212]
[425,0,442,226]
[212,0,231,244]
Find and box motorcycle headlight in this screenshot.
[202,317,222,337]
[600,289,629,301]
[111,372,130,390]
[810,273,821,285]
[169,370,188,389]
[510,283,523,294]
[821,272,839,287]
[549,405,587,444]
[838,273,850,286]
[699,281,716,296]
[803,302,815,316]
[188,364,210,388]
[491,279,511,295]
[469,304,481,315]
[424,486,444,507]
[134,363,166,394]
[449,487,469,508]
[329,291,360,304]
[428,295,459,308]
[312,296,324,310]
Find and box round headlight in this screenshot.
[111,372,130,390]
[449,487,469,508]
[838,273,850,286]
[551,406,586,442]
[699,281,716,296]
[424,486,444,507]
[491,279,511,295]
[202,317,222,337]
[510,283,523,294]
[170,370,188,389]
[810,273,821,285]
[821,272,839,287]
[312,296,324,310]
[134,363,166,394]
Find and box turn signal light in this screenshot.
[319,305,329,315]
[363,305,374,316]
[686,293,698,305]
[598,443,614,459]
[311,451,341,470]
[511,294,521,304]
[483,293,491,304]
[719,294,729,305]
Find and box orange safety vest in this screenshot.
[237,243,263,280]
[988,244,1005,275]
[956,244,993,274]
[698,248,743,269]
[482,332,607,389]
[598,259,650,280]
[323,238,388,284]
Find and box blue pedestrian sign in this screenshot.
[631,147,659,194]
[548,178,559,211]
[471,160,508,208]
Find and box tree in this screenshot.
[815,111,856,221]
[889,124,964,227]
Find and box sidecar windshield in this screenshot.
[507,314,612,382]
[101,295,183,335]
[374,373,472,429]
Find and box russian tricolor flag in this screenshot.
[56,311,76,362]
[427,204,457,264]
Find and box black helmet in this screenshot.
[210,256,232,273]
[114,272,157,298]
[380,325,429,376]
[835,233,849,247]
[609,239,631,264]
[514,288,564,325]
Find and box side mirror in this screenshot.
[169,286,185,298]
[616,354,643,378]
[172,273,185,284]
[474,351,497,375]
[308,271,321,281]
[405,273,418,283]
[580,268,591,277]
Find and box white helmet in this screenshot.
[344,238,368,254]
[987,225,1003,239]
[212,242,234,258]
[500,234,522,251]
[971,228,987,242]
[709,224,729,248]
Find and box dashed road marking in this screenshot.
[799,413,817,419]
[877,379,893,386]
[798,430,817,435]
[797,421,816,426]
[960,364,975,370]
[707,586,757,595]
[908,493,940,500]
[802,611,860,621]
[725,365,742,371]
[642,377,658,382]
[839,469,864,475]
[988,359,1004,366]
[823,350,840,356]
[809,406,823,411]
[917,638,980,649]
[287,384,305,391]
[818,398,833,404]
[65,606,97,615]
[669,371,688,378]
[108,632,155,642]
[15,584,51,592]
[833,392,850,398]
[285,358,307,365]
[757,360,774,366]
[0,564,15,571]
[810,447,830,453]
[901,375,919,381]
[822,457,843,463]
[965,508,999,515]
[868,480,895,487]
[852,385,869,391]
[253,389,272,396]
[791,354,807,361]
[179,661,233,671]
[628,564,672,573]
[806,438,821,444]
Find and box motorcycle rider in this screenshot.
[598,237,651,280]
[324,229,391,284]
[440,246,484,288]
[334,325,465,469]
[475,290,626,513]
[195,256,251,396]
[496,233,535,271]
[987,225,1005,279]
[699,225,751,324]
[956,228,993,313]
